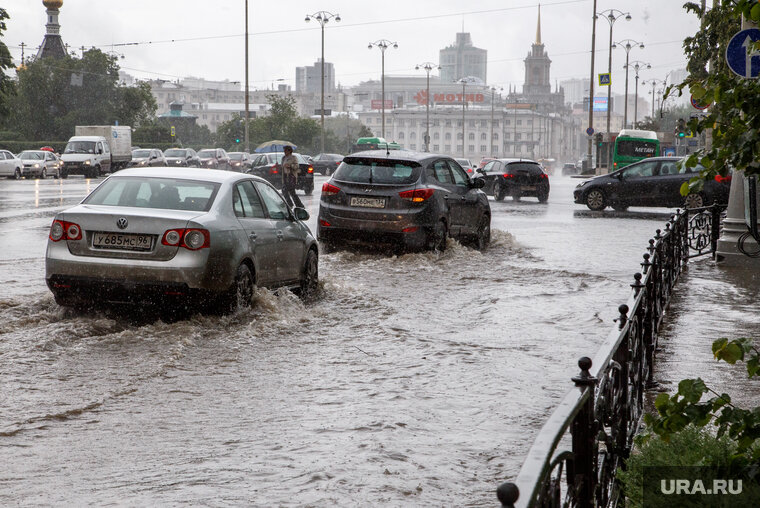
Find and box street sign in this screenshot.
[314,109,332,115]
[726,28,760,78]
[598,73,611,86]
[586,127,595,136]
[690,94,710,110]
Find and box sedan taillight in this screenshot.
[49,220,82,241]
[539,173,549,179]
[715,174,732,183]
[270,164,279,175]
[162,228,210,250]
[322,182,341,195]
[399,188,435,202]
[502,173,515,179]
[307,165,314,173]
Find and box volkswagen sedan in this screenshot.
[318,151,491,252]
[45,168,319,313]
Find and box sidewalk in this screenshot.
[648,260,760,408]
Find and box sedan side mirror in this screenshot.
[471,176,486,189]
[294,207,309,221]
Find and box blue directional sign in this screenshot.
[726,28,760,78]
[598,73,611,86]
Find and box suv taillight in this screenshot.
[399,188,435,202]
[307,165,314,173]
[270,164,279,174]
[49,220,82,241]
[162,228,210,250]
[322,182,341,195]
[502,173,515,179]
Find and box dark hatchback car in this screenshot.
[318,150,491,252]
[573,156,732,211]
[312,153,344,175]
[247,152,314,195]
[476,158,550,202]
[164,148,201,168]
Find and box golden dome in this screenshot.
[43,0,63,9]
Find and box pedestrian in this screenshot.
[281,145,304,208]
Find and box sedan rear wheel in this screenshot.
[299,249,319,299]
[585,189,606,211]
[684,192,704,209]
[493,182,505,201]
[474,214,491,250]
[427,219,447,252]
[41,168,47,179]
[221,263,255,313]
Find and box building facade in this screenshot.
[439,33,487,84]
[295,59,335,94]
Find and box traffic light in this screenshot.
[595,132,603,147]
[676,118,686,138]
[235,137,241,144]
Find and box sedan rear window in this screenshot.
[84,176,220,211]
[334,158,421,184]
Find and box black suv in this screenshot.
[318,150,491,252]
[476,158,550,202]
[573,156,732,211]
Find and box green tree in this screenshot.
[0,7,15,122]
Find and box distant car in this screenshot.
[477,158,550,202]
[455,158,475,174]
[18,150,61,179]
[198,148,232,171]
[45,167,319,313]
[561,162,579,176]
[318,150,491,252]
[478,157,496,169]
[312,153,344,175]
[248,152,314,195]
[129,148,166,167]
[164,148,200,168]
[228,152,254,172]
[573,156,732,211]
[0,150,24,179]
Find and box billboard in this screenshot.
[371,99,394,109]
[593,97,609,112]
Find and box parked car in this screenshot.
[312,153,344,175]
[318,150,491,252]
[18,150,61,179]
[573,156,732,211]
[247,152,314,195]
[477,158,550,202]
[228,152,254,172]
[45,167,319,313]
[129,148,166,167]
[477,157,496,169]
[561,162,579,176]
[164,148,201,168]
[198,148,232,171]
[455,158,475,174]
[0,149,23,179]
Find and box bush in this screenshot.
[0,140,67,154]
[618,425,738,508]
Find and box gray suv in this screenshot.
[318,150,491,252]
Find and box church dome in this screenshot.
[43,0,63,9]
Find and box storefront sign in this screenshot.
[414,90,485,105]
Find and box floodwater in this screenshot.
[0,173,736,506]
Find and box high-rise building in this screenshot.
[36,0,67,60]
[295,59,335,94]
[439,33,487,84]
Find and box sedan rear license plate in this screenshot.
[350,196,386,208]
[92,232,153,251]
[521,185,537,191]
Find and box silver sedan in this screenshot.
[45,167,319,313]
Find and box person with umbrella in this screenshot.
[281,145,304,208]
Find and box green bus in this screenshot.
[351,137,402,153]
[612,129,660,171]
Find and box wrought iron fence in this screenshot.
[496,204,724,508]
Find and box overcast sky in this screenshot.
[4,0,701,95]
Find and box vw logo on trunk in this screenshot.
[116,217,128,230]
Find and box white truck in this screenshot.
[61,125,132,178]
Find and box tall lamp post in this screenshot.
[586,0,598,171]
[597,9,630,168]
[490,86,503,156]
[244,0,249,152]
[305,11,341,154]
[614,39,645,129]
[642,78,666,120]
[415,62,440,152]
[628,60,651,127]
[456,77,476,159]
[369,39,398,139]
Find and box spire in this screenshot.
[535,4,542,45]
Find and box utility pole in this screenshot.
[244,0,250,153]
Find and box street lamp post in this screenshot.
[628,60,651,127]
[415,62,439,152]
[306,11,341,154]
[490,87,502,156]
[456,77,476,159]
[244,0,249,152]
[586,0,598,170]
[369,39,398,140]
[614,39,645,129]
[597,9,631,169]
[642,78,666,120]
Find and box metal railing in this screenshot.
[496,204,724,508]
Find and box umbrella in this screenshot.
[254,140,297,153]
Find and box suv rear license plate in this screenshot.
[521,185,536,191]
[93,232,153,251]
[350,196,386,208]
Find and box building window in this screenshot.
[433,120,440,127]
[445,120,452,127]
[445,133,452,141]
[505,119,510,126]
[468,144,475,152]
[410,120,417,127]
[494,120,500,127]
[456,144,463,152]
[457,133,463,140]
[517,120,522,126]
[480,145,487,152]
[468,133,475,141]
[445,144,451,152]
[398,119,405,126]
[410,132,416,140]
[516,133,522,141]
[410,144,416,150]
[433,144,439,151]
[469,120,476,127]
[433,132,440,140]
[398,132,405,139]
[505,133,510,140]
[527,119,533,126]
[480,120,487,127]
[480,133,487,140]
[493,133,499,140]
[457,120,463,127]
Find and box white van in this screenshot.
[60,135,112,178]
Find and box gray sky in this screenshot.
[4,1,700,95]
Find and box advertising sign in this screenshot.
[592,97,609,112]
[371,99,394,109]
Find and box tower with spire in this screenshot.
[36,0,68,60]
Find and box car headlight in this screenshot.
[33,163,40,168]
[84,160,91,165]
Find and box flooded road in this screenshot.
[1,173,691,506]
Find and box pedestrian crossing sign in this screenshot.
[598,73,611,86]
